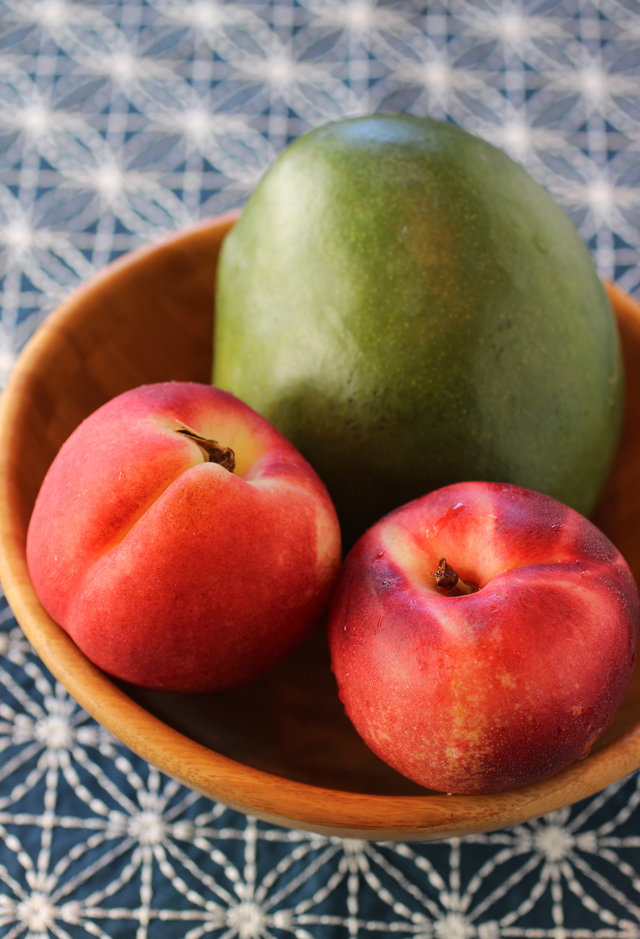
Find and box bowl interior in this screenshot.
[2,213,640,838]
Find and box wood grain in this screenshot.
[0,216,639,840]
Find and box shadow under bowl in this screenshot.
[1,212,640,841]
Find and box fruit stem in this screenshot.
[175,422,236,472]
[433,558,477,596]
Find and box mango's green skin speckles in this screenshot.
[213,114,623,548]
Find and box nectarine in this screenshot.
[27,382,341,692]
[328,482,639,794]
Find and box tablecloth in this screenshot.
[2,1,640,936]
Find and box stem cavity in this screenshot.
[175,422,236,472]
[433,558,478,596]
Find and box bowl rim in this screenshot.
[1,213,640,841]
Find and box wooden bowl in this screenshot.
[1,212,640,842]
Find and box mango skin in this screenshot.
[214,114,623,548]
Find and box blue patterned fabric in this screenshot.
[2,1,640,935]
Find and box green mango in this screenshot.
[213,114,623,549]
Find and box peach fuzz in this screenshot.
[328,482,639,794]
[27,381,341,692]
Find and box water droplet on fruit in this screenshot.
[425,502,465,539]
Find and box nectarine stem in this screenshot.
[434,558,477,596]
[175,423,236,472]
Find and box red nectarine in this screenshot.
[328,482,639,794]
[27,382,341,692]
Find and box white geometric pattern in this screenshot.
[2,0,640,935]
[2,598,640,939]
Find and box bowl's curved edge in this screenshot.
[0,228,639,841]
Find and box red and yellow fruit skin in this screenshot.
[27,381,341,693]
[328,482,639,794]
